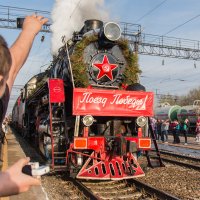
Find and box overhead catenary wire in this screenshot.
[135,0,168,23]
[163,13,200,36]
[0,5,52,83]
[67,0,84,35]
[69,0,83,19]
[17,0,84,87]
[2,3,200,98]
[143,61,198,85]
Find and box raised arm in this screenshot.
[7,14,48,92]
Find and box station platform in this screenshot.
[158,134,200,149]
[0,129,48,200]
[156,135,200,158]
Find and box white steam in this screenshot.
[51,0,109,55]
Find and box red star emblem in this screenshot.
[93,55,118,81]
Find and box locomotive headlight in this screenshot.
[136,116,147,127]
[82,115,94,127]
[104,22,121,41]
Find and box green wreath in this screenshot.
[70,35,141,87]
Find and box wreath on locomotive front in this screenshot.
[70,21,142,88]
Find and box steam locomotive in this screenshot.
[12,20,156,180]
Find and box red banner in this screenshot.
[48,79,65,103]
[73,88,154,116]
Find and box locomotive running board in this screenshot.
[76,152,145,180]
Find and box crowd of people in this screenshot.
[151,117,200,145]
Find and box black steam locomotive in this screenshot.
[12,20,157,180]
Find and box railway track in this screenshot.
[79,178,180,200]
[151,149,200,170]
[159,149,200,161]
[65,148,200,200]
[129,179,180,200]
[43,174,181,200]
[10,127,184,200]
[81,180,142,200]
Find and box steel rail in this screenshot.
[150,150,200,170]
[68,177,99,200]
[160,157,200,171]
[128,179,180,200]
[158,150,200,162]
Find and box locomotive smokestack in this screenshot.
[51,0,109,55]
[84,19,103,32]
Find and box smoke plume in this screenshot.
[51,0,109,55]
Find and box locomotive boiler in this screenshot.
[12,20,156,180]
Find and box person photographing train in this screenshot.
[0,14,48,197]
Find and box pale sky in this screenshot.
[1,0,200,113]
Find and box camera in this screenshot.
[22,162,50,177]
[17,18,25,29]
